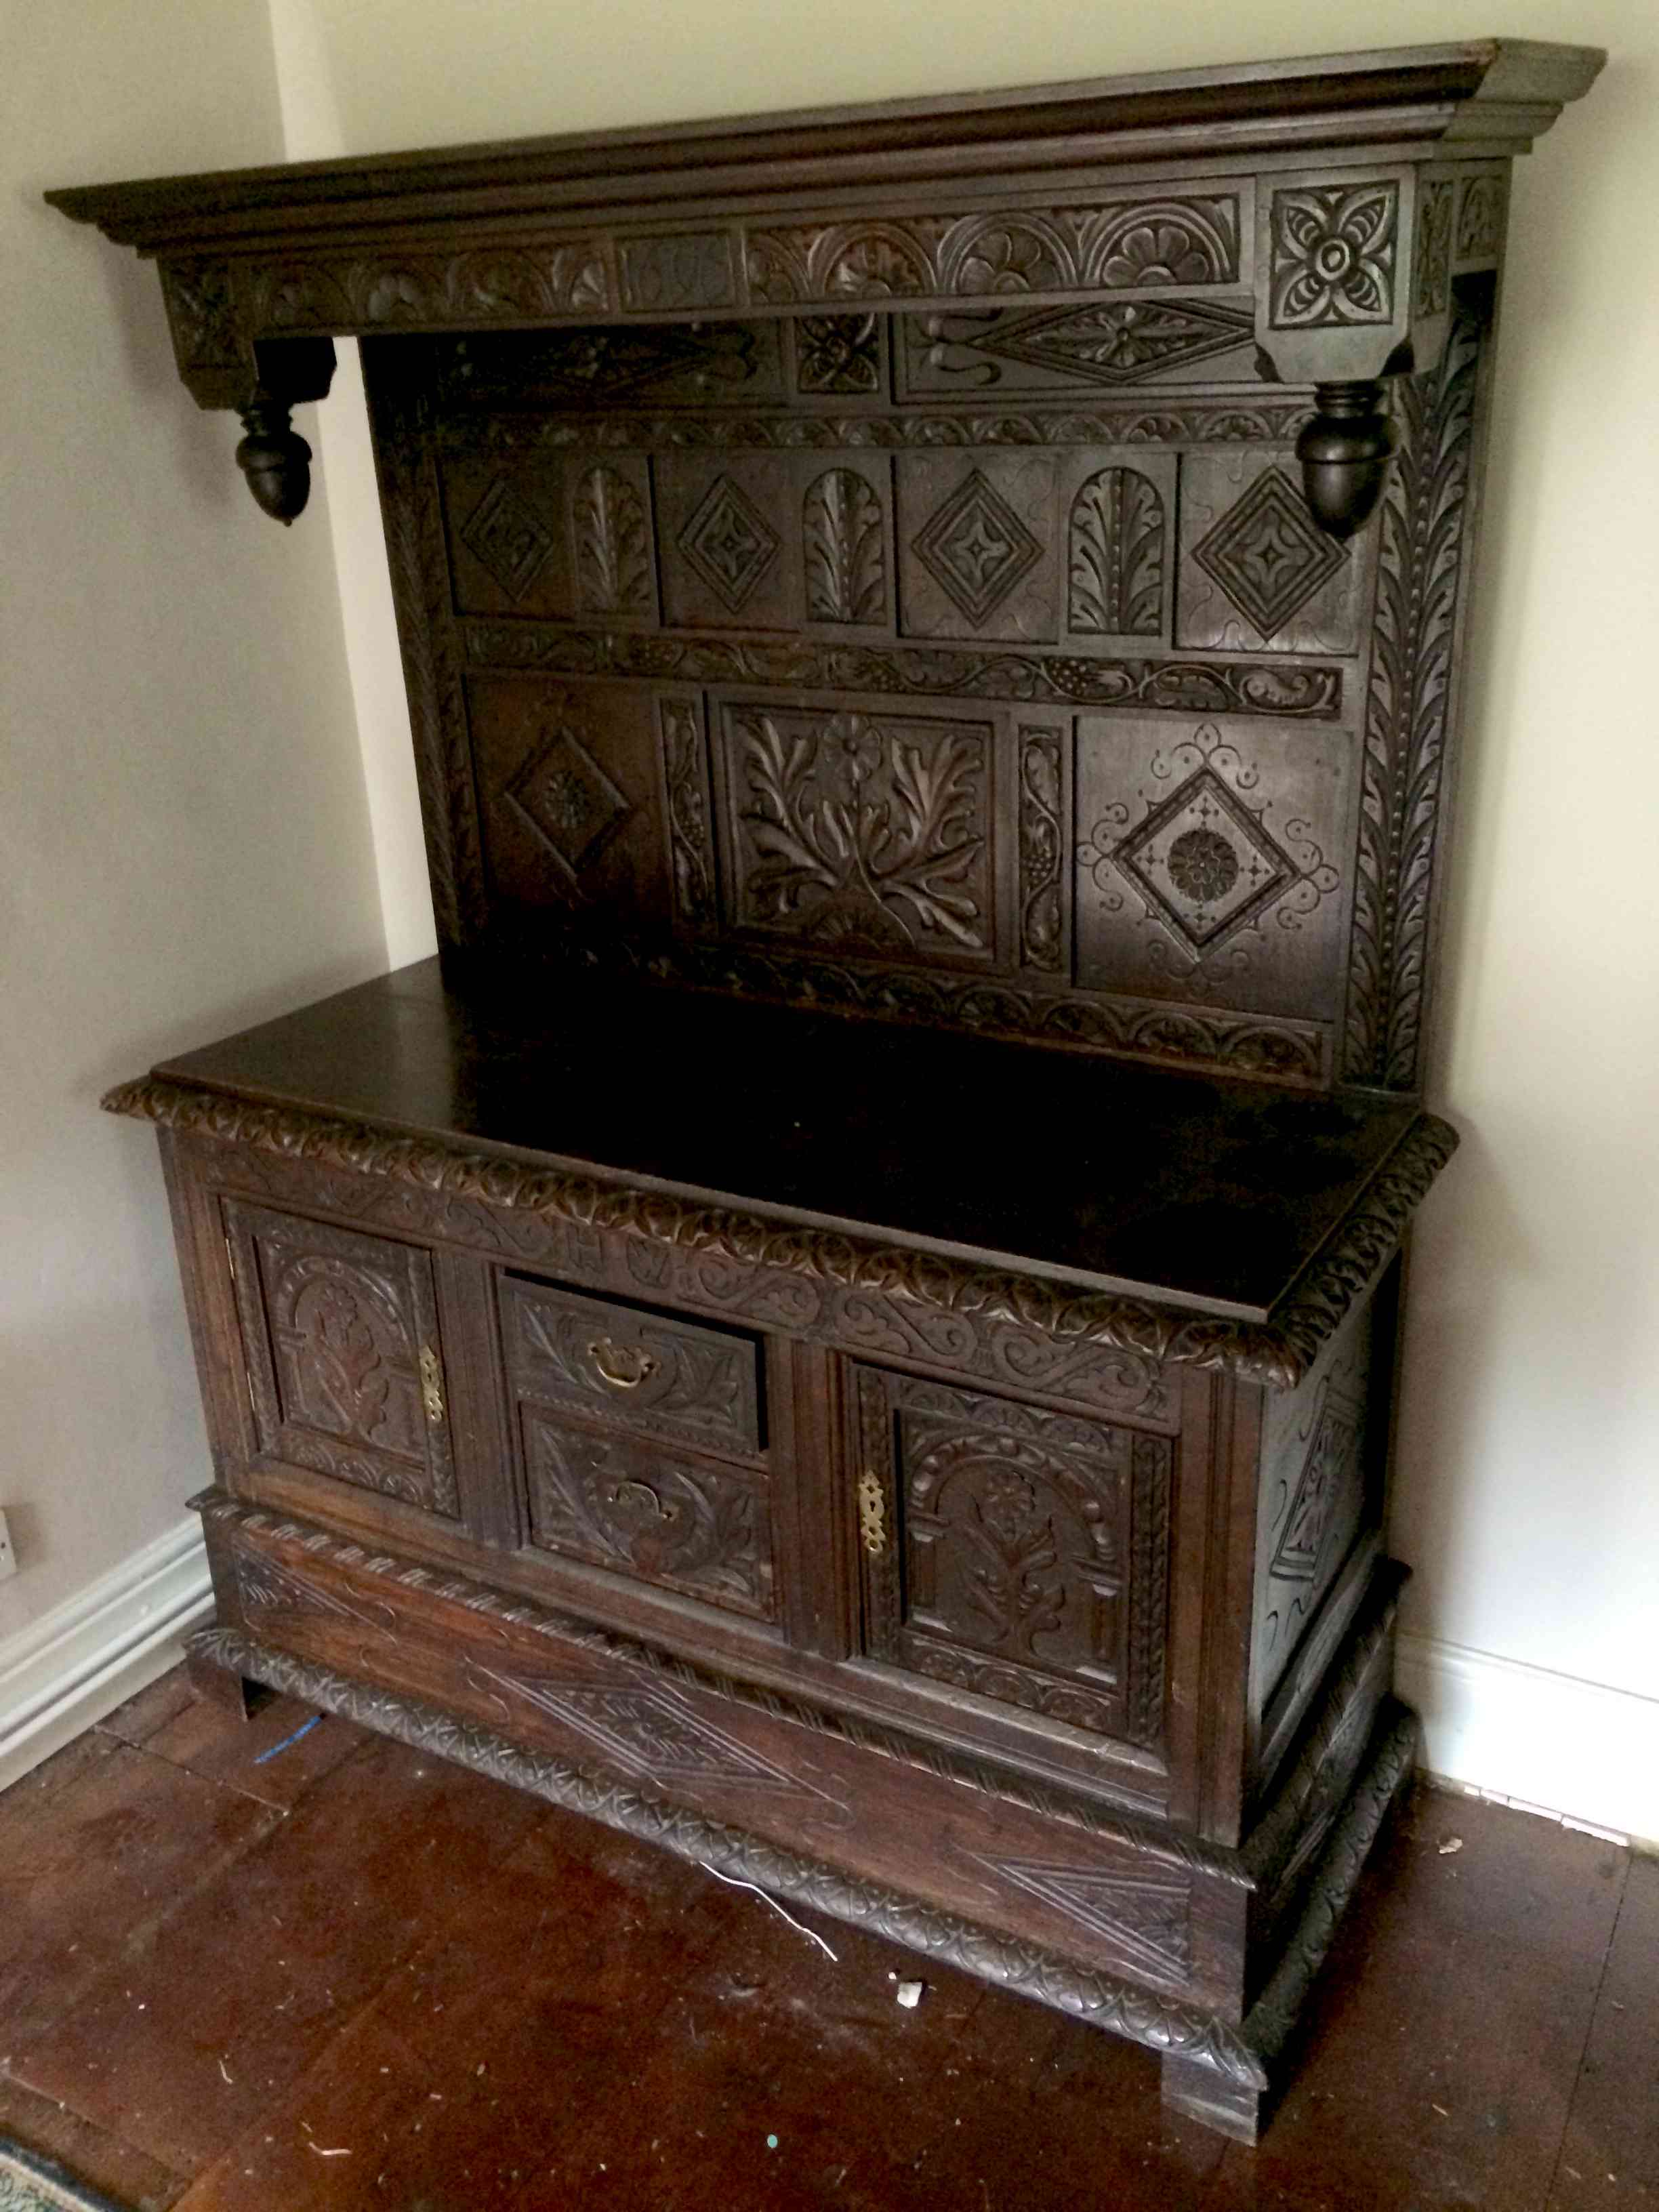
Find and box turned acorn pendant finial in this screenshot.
[1296,380,1398,541]
[234,395,312,524]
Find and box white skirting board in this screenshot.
[0,1518,213,1793]
[1397,1631,1659,1847]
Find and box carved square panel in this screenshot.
[896,295,1260,400]
[896,454,1059,643]
[443,457,573,619]
[1074,713,1353,1023]
[468,674,673,925]
[656,455,794,630]
[1055,450,1178,651]
[790,313,887,398]
[1176,453,1368,654]
[715,697,999,964]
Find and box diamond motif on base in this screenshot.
[678,475,781,612]
[1115,768,1294,953]
[507,724,632,876]
[912,468,1044,623]
[1191,466,1345,639]
[461,475,555,600]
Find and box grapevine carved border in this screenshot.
[106,1075,1456,1389]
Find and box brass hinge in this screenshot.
[857,1470,887,1557]
[419,1343,445,1425]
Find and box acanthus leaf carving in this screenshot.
[1068,466,1166,638]
[802,468,886,624]
[574,465,652,615]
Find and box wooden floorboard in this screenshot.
[0,1667,1643,2211]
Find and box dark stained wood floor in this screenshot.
[0,1668,1652,2211]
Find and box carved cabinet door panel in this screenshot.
[224,1200,459,1518]
[853,1366,1171,1755]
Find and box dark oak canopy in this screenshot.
[56,37,1599,2144]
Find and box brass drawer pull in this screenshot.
[857,1470,888,1557]
[418,1344,445,1425]
[588,1336,659,1390]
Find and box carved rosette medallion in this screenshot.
[506,722,634,878]
[1268,182,1400,329]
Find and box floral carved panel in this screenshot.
[719,700,997,962]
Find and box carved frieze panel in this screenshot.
[468,675,674,922]
[857,1368,1172,1748]
[1076,715,1352,1021]
[223,1200,458,1516]
[745,190,1246,307]
[897,297,1260,398]
[436,323,787,409]
[1177,454,1369,655]
[715,698,998,963]
[520,1406,775,1619]
[897,454,1059,644]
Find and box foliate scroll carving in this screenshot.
[462,622,1343,722]
[1126,1437,1170,1747]
[523,1411,771,1618]
[657,697,716,928]
[1343,297,1482,1088]
[726,705,993,957]
[251,243,611,333]
[1413,181,1454,318]
[1068,468,1165,638]
[1017,726,1066,973]
[802,469,886,624]
[1455,175,1506,262]
[108,1077,1456,1391]
[1268,182,1400,329]
[573,466,653,615]
[746,195,1241,306]
[195,1622,1270,2093]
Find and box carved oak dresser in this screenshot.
[51,39,1600,2139]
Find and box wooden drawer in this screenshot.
[519,1404,775,1622]
[499,1274,764,1460]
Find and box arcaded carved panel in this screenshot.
[224,1200,458,1516]
[521,1407,775,1619]
[859,1370,1172,1749]
[501,1273,764,1460]
[745,193,1244,306]
[1076,715,1353,1025]
[1063,460,1175,649]
[802,468,888,626]
[719,701,997,962]
[249,242,613,333]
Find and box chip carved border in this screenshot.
[106,1076,1455,1390]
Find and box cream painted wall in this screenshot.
[271,1,1659,1734]
[0,0,385,1634]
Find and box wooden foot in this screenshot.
[186,1635,259,1721]
[1162,2051,1269,2143]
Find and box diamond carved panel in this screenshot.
[1075,715,1353,1022]
[1177,455,1366,655]
[912,468,1042,623]
[459,475,556,600]
[677,474,781,613]
[506,723,634,876]
[901,298,1258,396]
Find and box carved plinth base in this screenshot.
[186,1618,1418,2139]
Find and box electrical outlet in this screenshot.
[0,1510,16,1580]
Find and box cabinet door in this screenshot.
[853,1366,1171,1750]
[224,1200,459,1518]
